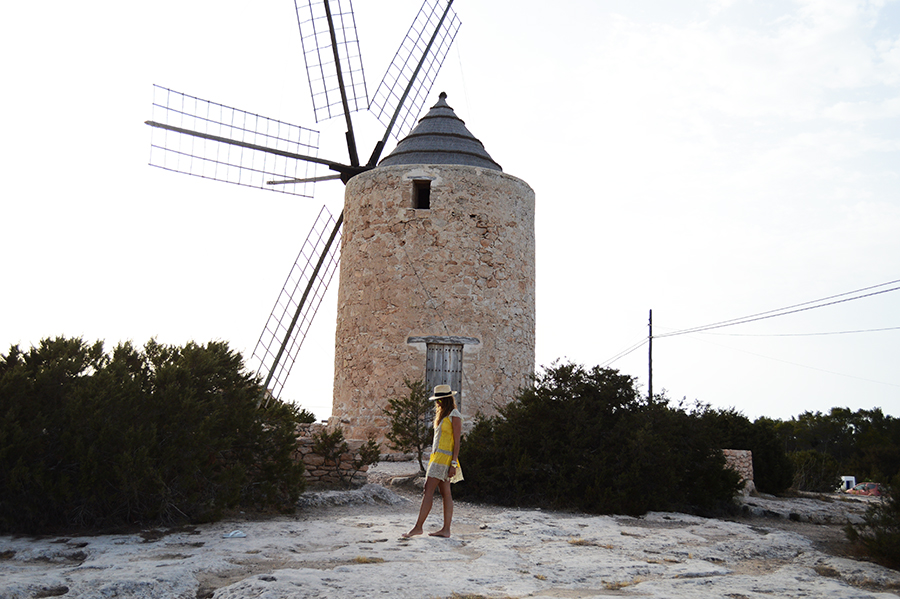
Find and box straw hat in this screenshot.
[429,384,457,400]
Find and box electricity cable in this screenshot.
[600,279,899,376]
[686,326,900,338]
[656,279,900,338]
[599,337,648,368]
[680,334,900,389]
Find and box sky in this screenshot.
[2,0,898,423]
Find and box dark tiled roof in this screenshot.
[378,93,502,171]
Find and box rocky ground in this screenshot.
[1,462,898,599]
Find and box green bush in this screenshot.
[456,362,741,516]
[775,408,900,485]
[790,449,840,492]
[351,435,382,485]
[0,337,305,533]
[311,427,350,467]
[697,410,794,494]
[846,490,900,568]
[310,427,381,488]
[383,378,432,473]
[287,404,317,424]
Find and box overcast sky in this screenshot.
[2,0,898,422]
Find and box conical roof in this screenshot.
[378,92,502,171]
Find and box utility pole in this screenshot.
[648,309,653,401]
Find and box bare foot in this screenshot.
[402,528,423,538]
[428,530,451,538]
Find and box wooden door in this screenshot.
[425,343,463,410]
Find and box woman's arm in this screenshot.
[450,415,462,470]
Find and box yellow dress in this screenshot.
[426,408,463,482]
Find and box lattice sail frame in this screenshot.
[295,0,369,123]
[148,85,323,198]
[147,1,464,404]
[370,0,461,142]
[251,206,342,402]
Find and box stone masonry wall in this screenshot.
[294,423,370,487]
[723,449,755,495]
[332,164,536,441]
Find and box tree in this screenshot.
[456,362,741,515]
[694,408,794,494]
[775,407,900,484]
[846,492,900,568]
[349,435,382,486]
[0,337,305,533]
[312,427,350,470]
[382,378,432,473]
[790,450,840,492]
[310,427,381,488]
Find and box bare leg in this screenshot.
[429,480,453,537]
[403,477,440,537]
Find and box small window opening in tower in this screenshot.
[413,180,431,209]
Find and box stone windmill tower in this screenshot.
[146,2,534,434]
[332,93,535,440]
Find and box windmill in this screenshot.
[146,0,461,404]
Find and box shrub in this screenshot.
[790,449,841,492]
[350,435,382,485]
[311,427,381,487]
[456,362,741,515]
[383,378,432,473]
[0,337,305,533]
[846,490,900,568]
[698,409,794,494]
[775,408,900,485]
[311,427,350,468]
[288,404,317,424]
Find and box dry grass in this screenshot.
[352,556,385,564]
[603,577,642,590]
[568,537,616,549]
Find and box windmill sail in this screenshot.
[251,206,342,404]
[146,1,463,407]
[146,85,327,197]
[295,0,368,123]
[369,0,461,148]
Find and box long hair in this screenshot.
[433,395,457,429]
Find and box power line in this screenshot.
[599,337,648,368]
[688,326,900,338]
[656,279,900,338]
[680,334,900,389]
[598,278,899,374]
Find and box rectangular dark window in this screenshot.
[414,180,431,209]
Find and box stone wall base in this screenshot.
[294,423,372,487]
[723,449,755,496]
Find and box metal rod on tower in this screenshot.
[322,0,360,167]
[648,309,653,401]
[144,120,343,170]
[368,0,455,167]
[262,211,345,405]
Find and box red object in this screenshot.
[846,482,884,496]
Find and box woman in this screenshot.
[402,384,463,538]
